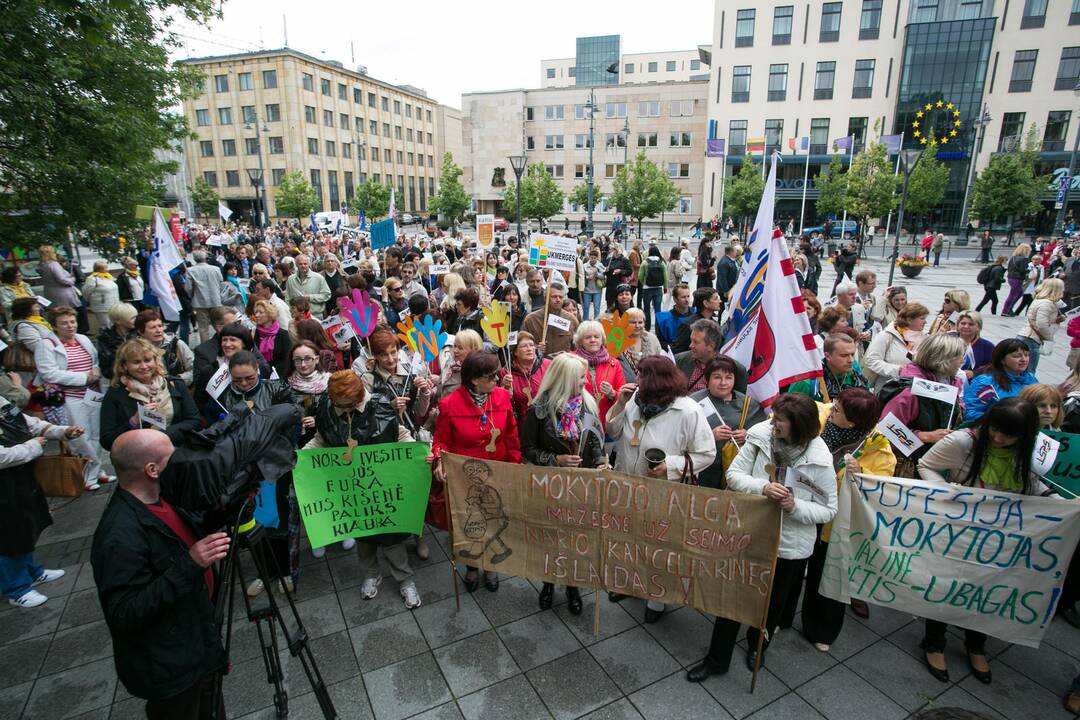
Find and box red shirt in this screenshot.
[144,498,215,599]
[510,358,550,421]
[433,386,521,463]
[580,355,626,431]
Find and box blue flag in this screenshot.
[880,134,903,155]
[359,209,367,230]
[309,212,317,233]
[370,218,395,250]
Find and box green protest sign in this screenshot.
[1040,430,1080,498]
[293,442,432,548]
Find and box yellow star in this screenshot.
[920,137,928,144]
[946,102,954,110]
[953,110,960,117]
[954,119,962,127]
[916,110,924,118]
[925,103,933,111]
[913,121,920,128]
[940,137,948,145]
[936,100,944,108]
[949,129,957,137]
[913,130,921,137]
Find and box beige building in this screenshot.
[541,48,710,88]
[177,49,461,222]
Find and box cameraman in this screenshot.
[91,429,230,719]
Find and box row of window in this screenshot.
[526,99,695,122]
[1008,47,1080,93]
[539,162,691,180]
[998,110,1074,152]
[198,135,435,167]
[735,1,884,48]
[529,131,693,151]
[203,169,435,213]
[729,60,875,103]
[1015,0,1080,29]
[565,197,695,214]
[545,58,703,80]
[194,104,436,145]
[726,117,870,156]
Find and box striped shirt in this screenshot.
[63,342,93,399]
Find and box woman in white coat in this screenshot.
[862,303,929,392]
[606,355,715,623]
[33,305,108,490]
[81,260,120,333]
[687,392,837,682]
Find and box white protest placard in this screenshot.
[1031,432,1061,476]
[820,472,1080,648]
[507,331,519,346]
[34,295,52,308]
[429,264,450,276]
[876,412,924,457]
[269,367,280,381]
[0,338,7,353]
[138,404,167,431]
[910,377,959,404]
[697,396,725,425]
[784,467,829,504]
[476,214,495,248]
[206,363,232,399]
[547,314,571,332]
[331,322,355,345]
[947,311,961,325]
[528,233,578,273]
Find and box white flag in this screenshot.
[148,250,181,322]
[722,153,779,333]
[218,201,233,222]
[876,412,924,457]
[152,209,184,271]
[389,188,397,237]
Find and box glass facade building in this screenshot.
[575,35,620,86]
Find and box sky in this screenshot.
[168,0,714,108]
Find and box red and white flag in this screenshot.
[723,158,822,407]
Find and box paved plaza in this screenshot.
[1,251,1077,720]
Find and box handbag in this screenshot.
[34,442,88,498]
[679,453,698,485]
[2,340,36,373]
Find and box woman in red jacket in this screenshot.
[509,331,549,421]
[429,351,521,592]
[574,320,626,430]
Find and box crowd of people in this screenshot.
[1,220,1079,717]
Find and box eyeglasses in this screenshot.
[295,356,318,364]
[481,371,500,381]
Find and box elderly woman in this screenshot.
[870,286,907,327]
[863,303,929,392]
[690,355,766,489]
[99,337,200,451]
[574,321,626,431]
[438,329,484,401]
[618,307,663,382]
[96,303,138,381]
[134,309,194,385]
[430,351,521,592]
[448,287,483,336]
[928,290,970,335]
[305,371,422,608]
[193,322,271,413]
[0,267,33,324]
[956,310,995,381]
[606,356,715,622]
[521,354,606,614]
[116,256,144,310]
[33,305,108,490]
[1016,278,1064,375]
[82,261,120,333]
[7,297,55,357]
[687,393,835,682]
[36,246,82,316]
[509,331,549,420]
[964,338,1038,423]
[252,299,291,378]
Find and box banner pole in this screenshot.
[751,473,784,694]
[540,268,554,346]
[441,457,461,612]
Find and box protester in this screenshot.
[509,331,549,420]
[689,355,765,488]
[0,267,33,323]
[603,244,632,309]
[285,254,332,319]
[1019,383,1063,430]
[187,249,224,344]
[871,285,907,326]
[672,288,722,354]
[574,321,626,431]
[37,246,84,331]
[954,310,996,381]
[655,284,693,349]
[863,303,929,392]
[788,334,868,401]
[437,329,484,401]
[974,255,1008,315]
[638,245,667,330]
[521,280,578,356]
[1000,243,1032,316]
[135,308,194,386]
[617,307,662,382]
[1016,278,1064,374]
[252,299,292,378]
[1015,253,1045,316]
[117,256,145,311]
[581,248,606,321]
[97,303,138,381]
[928,290,970,335]
[82,260,120,334]
[963,338,1037,423]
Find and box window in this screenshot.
[307,138,319,155]
[225,170,240,187]
[369,147,378,162]
[625,63,635,74]
[605,102,626,118]
[958,0,983,19]
[574,134,590,149]
[545,134,565,150]
[638,132,658,147]
[238,72,253,91]
[526,107,535,121]
[860,0,882,39]
[678,197,692,214]
[605,133,626,149]
[847,117,868,153]
[214,74,228,93]
[407,152,414,165]
[322,109,332,127]
[269,137,284,154]
[302,73,314,92]
[999,112,1026,150]
[338,83,347,100]
[1021,0,1047,28]
[405,105,412,118]
[390,126,399,140]
[638,101,660,117]
[1044,111,1071,151]
[648,61,658,72]
[199,140,214,157]
[691,59,701,71]
[574,164,586,179]
[262,70,277,89]
[272,168,285,186]
[545,105,564,120]
[217,139,234,156]
[383,123,390,137]
[426,110,432,122]
[340,113,349,129]
[670,99,694,116]
[369,119,377,134]
[354,88,362,104]
[215,107,230,125]
[669,131,692,147]
[527,136,536,150]
[1009,50,1038,92]
[767,64,788,101]
[605,164,623,178]
[810,118,831,154]
[326,141,336,157]
[195,109,209,126]
[243,138,258,155]
[666,60,677,72]
[773,5,793,44]
[241,106,256,124]
[667,163,690,178]
[310,170,322,208]
[265,104,280,122]
[356,116,364,131]
[343,143,352,159]
[736,9,755,47]
[765,119,784,148]
[344,171,354,201]
[911,0,938,22]
[732,66,751,102]
[407,128,414,141]
[820,2,842,41]
[394,100,401,114]
[1072,0,1080,24]
[427,132,432,144]
[1056,48,1080,90]
[384,149,391,162]
[318,78,329,96]
[852,59,875,98]
[546,68,556,79]
[304,106,316,123]
[368,92,376,107]
[381,96,389,111]
[328,171,339,209]
[545,165,564,178]
[203,171,217,187]
[428,154,433,166]
[814,61,836,100]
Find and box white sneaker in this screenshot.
[9,589,48,608]
[246,579,265,597]
[277,577,295,594]
[341,538,356,551]
[360,576,382,599]
[813,643,831,652]
[401,583,422,609]
[84,481,100,492]
[98,475,116,484]
[33,569,65,585]
[311,547,326,558]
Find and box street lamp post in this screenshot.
[244,117,270,227]
[887,148,925,288]
[959,105,991,242]
[509,154,527,242]
[1053,79,1080,238]
[245,167,264,226]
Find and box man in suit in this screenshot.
[186,250,223,345]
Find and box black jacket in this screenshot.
[984,264,1006,291]
[520,406,605,469]
[193,342,271,410]
[0,407,52,555]
[97,327,137,380]
[256,326,292,379]
[99,378,201,451]
[91,488,226,701]
[671,312,713,354]
[716,255,739,296]
[208,378,295,424]
[1006,255,1030,280]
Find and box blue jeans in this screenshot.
[641,287,663,331]
[1018,335,1041,375]
[0,553,43,600]
[583,291,602,320]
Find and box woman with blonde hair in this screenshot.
[955,310,995,381]
[252,299,291,378]
[864,303,929,391]
[438,329,484,400]
[1019,383,1063,429]
[1001,242,1032,316]
[1016,277,1064,374]
[618,307,663,382]
[116,256,145,311]
[432,272,465,316]
[1015,253,1045,316]
[928,290,970,335]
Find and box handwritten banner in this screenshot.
[443,454,782,627]
[820,473,1080,648]
[293,442,432,548]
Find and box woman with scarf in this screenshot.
[437,329,484,401]
[252,299,291,378]
[219,261,247,315]
[863,303,929,392]
[116,257,145,311]
[430,351,521,593]
[99,338,200,451]
[574,321,626,431]
[607,356,715,623]
[81,260,120,333]
[521,354,606,614]
[616,308,663,383]
[687,393,835,682]
[928,290,971,335]
[509,332,549,421]
[689,355,766,489]
[293,318,349,374]
[492,283,527,333]
[8,297,55,355]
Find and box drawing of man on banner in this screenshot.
[456,459,513,564]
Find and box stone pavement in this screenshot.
[2,251,1078,720]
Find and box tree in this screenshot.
[814,155,848,222]
[0,0,217,250]
[428,153,469,231]
[903,145,950,240]
[969,144,1044,238]
[609,152,681,237]
[844,142,899,249]
[274,170,319,223]
[349,181,392,221]
[569,183,605,212]
[501,164,565,229]
[724,158,765,236]
[189,177,218,222]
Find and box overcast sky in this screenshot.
[169,0,713,108]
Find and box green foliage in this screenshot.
[0,0,218,249]
[814,155,848,219]
[969,153,1043,226]
[609,152,680,234]
[904,149,951,217]
[502,164,565,225]
[569,183,604,211]
[724,158,765,225]
[274,170,319,222]
[349,181,392,220]
[428,153,469,226]
[844,142,898,224]
[189,177,219,220]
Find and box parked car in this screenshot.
[802,220,859,239]
[494,217,510,231]
[396,212,417,225]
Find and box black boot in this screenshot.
[687,660,725,683]
[539,583,554,610]
[566,586,582,615]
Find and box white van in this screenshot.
[315,211,345,230]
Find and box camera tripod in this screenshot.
[211,499,337,719]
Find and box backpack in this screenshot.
[645,258,665,287]
[976,265,991,284]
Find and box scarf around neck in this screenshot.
[635,394,670,420]
[821,421,864,455]
[90,272,115,281]
[288,369,329,394]
[577,346,610,367]
[556,395,583,441]
[467,388,492,413]
[772,435,808,470]
[25,315,52,330]
[256,321,279,362]
[3,282,30,298]
[227,275,247,303]
[122,375,174,426]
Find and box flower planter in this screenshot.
[899,265,924,279]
